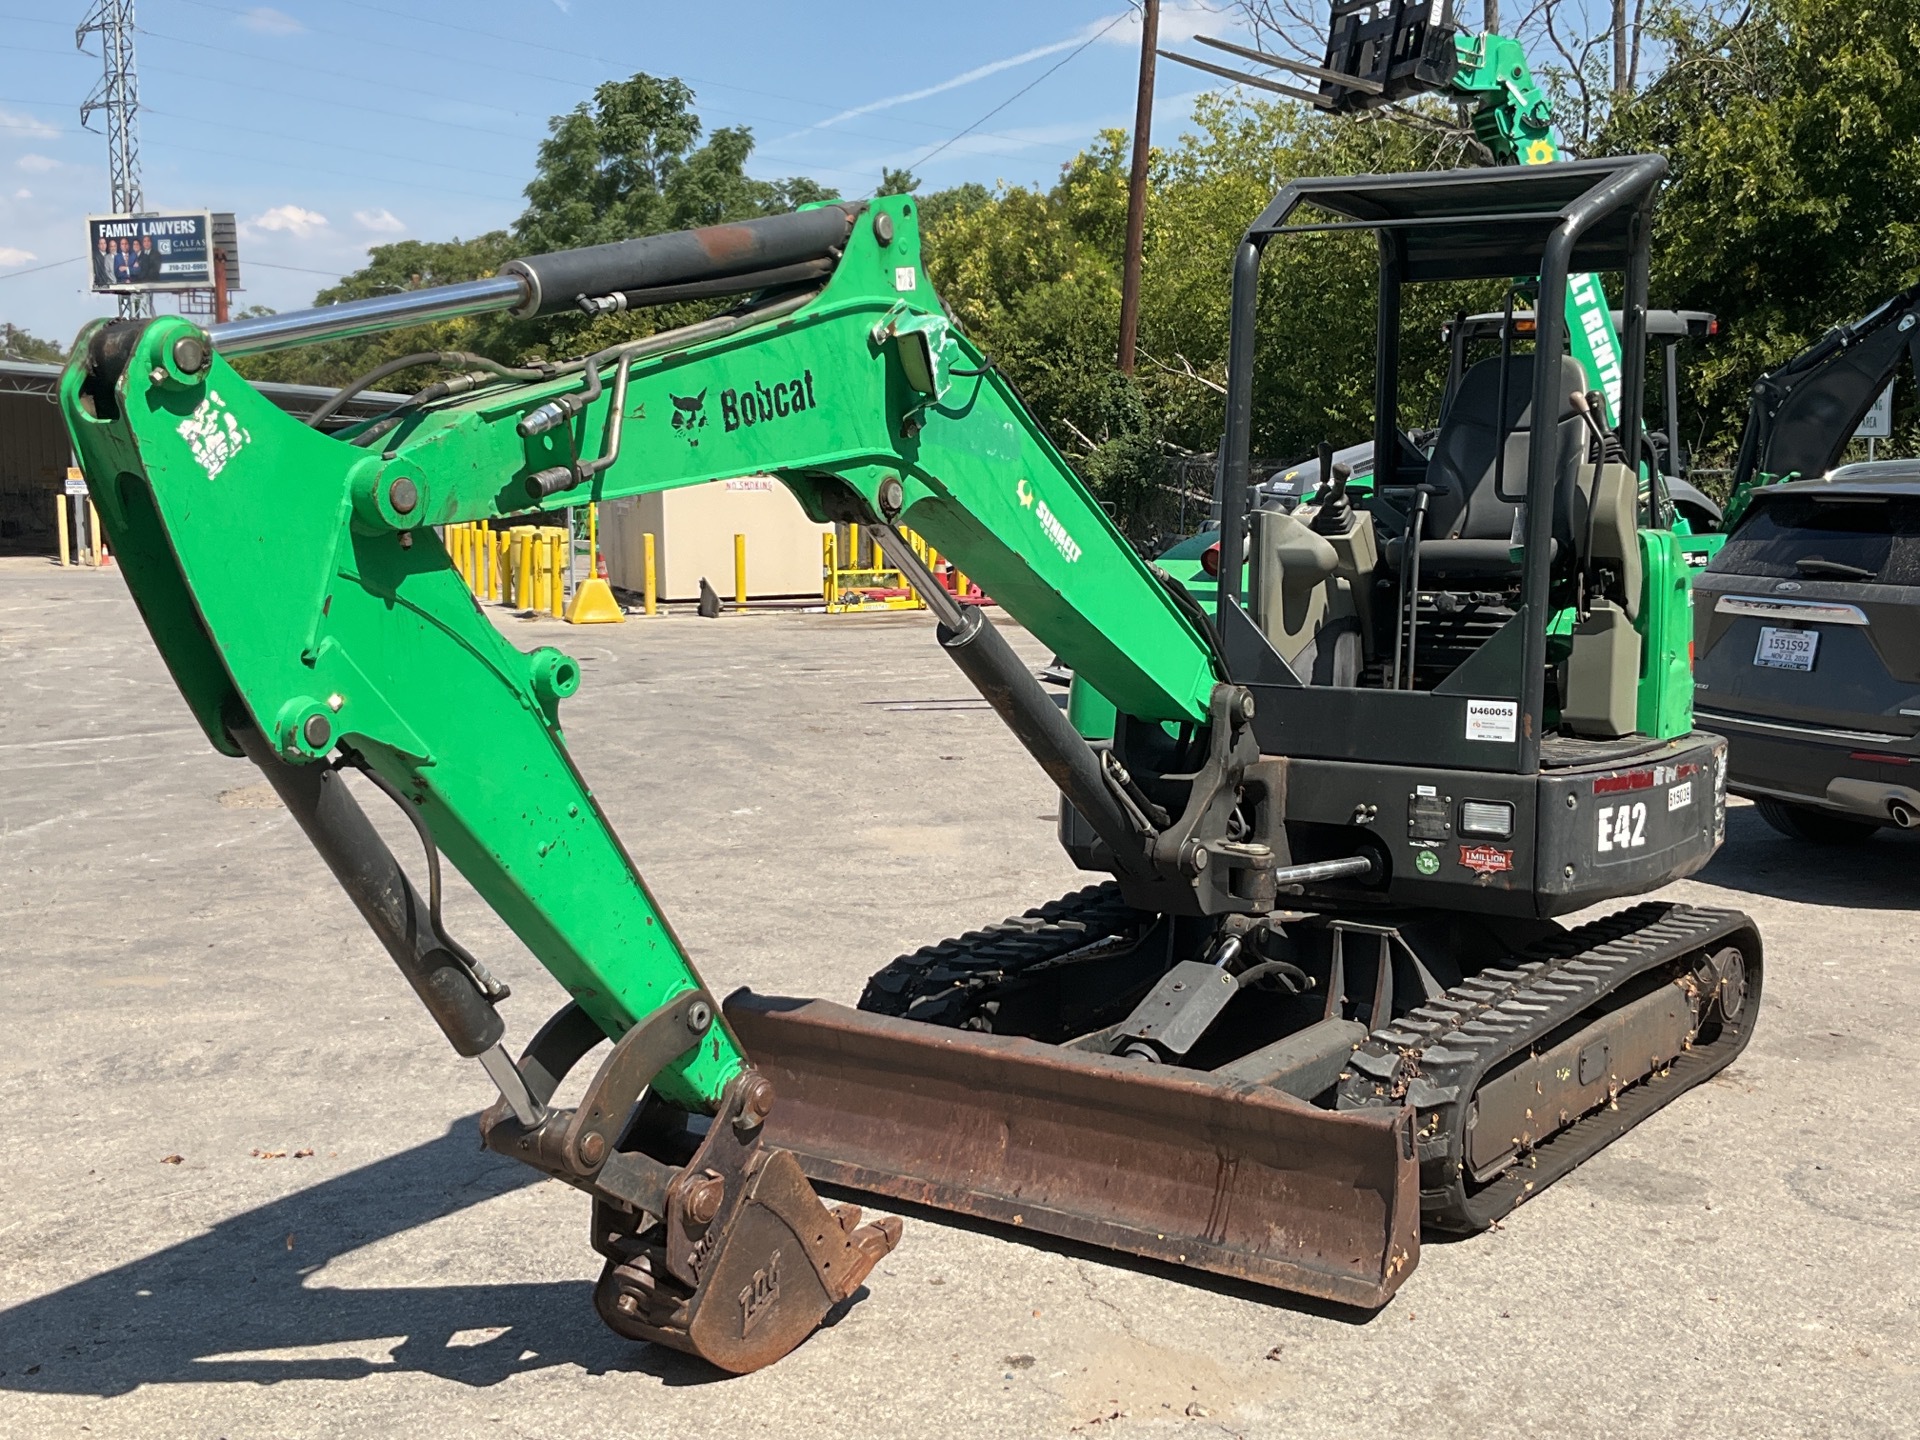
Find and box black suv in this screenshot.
[1694,460,1920,842]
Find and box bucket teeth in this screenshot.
[588,1073,904,1375]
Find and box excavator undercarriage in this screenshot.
[732,884,1755,1300]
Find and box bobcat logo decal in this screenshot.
[670,389,708,447]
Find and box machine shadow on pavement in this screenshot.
[0,1117,740,1395]
[1695,804,1920,910]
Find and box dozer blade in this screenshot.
[724,992,1420,1309]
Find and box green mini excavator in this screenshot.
[61,48,1759,1378]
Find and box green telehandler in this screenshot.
[61,113,1758,1376]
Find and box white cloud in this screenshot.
[13,188,30,200]
[0,247,37,266]
[246,204,330,239]
[15,153,58,174]
[352,207,405,234]
[239,6,305,35]
[0,107,60,141]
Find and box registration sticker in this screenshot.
[1668,780,1693,811]
[1754,626,1818,671]
[1465,698,1518,743]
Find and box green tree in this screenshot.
[517,75,826,254]
[1606,0,1920,469]
[0,323,65,363]
[238,73,826,388]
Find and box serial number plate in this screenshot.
[1754,626,1819,671]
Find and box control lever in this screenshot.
[1569,389,1625,463]
[1310,441,1358,536]
[1393,483,1442,690]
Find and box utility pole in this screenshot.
[76,0,148,321]
[1117,0,1159,376]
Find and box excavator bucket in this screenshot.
[724,993,1420,1308]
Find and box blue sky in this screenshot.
[0,1,1254,345]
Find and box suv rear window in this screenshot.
[1709,493,1920,585]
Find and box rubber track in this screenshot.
[1336,900,1763,1234]
[858,882,1145,1026]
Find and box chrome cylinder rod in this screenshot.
[208,274,529,357]
[1271,854,1376,886]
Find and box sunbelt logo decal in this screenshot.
[1017,478,1082,563]
[1568,273,1623,418]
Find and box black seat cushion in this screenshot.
[1422,352,1589,552]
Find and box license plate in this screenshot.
[1754,626,1819,671]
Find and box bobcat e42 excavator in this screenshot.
[61,152,1759,1371]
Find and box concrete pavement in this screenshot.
[1,556,1914,1439]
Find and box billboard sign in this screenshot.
[87,211,215,292]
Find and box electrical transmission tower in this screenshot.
[76,0,148,320]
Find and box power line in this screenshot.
[150,134,520,203]
[885,10,1131,185]
[139,104,528,183]
[245,258,362,277]
[146,0,1076,154]
[0,257,86,282]
[9,11,1103,180]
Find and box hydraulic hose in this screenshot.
[307,350,553,430]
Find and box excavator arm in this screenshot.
[59,196,1286,1369]
[1724,278,1920,525]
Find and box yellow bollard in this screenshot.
[550,530,566,618]
[515,528,534,610]
[88,500,106,565]
[643,532,658,616]
[533,531,552,614]
[733,533,748,608]
[492,530,505,602]
[567,503,624,624]
[54,494,70,567]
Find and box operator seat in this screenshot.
[1400,352,1589,583]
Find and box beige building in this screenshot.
[600,476,832,602]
